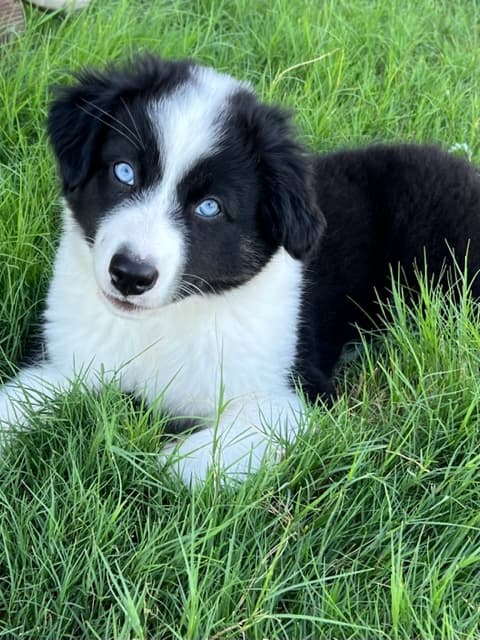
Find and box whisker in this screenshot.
[178,282,205,298]
[182,273,216,294]
[177,280,209,299]
[81,98,142,144]
[78,100,142,150]
[120,97,146,151]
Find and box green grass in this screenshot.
[1,0,480,637]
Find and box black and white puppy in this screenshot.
[2,55,480,484]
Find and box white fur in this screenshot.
[149,64,245,184]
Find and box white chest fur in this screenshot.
[44,224,304,418]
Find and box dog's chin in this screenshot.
[101,292,166,319]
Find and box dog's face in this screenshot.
[48,56,325,314]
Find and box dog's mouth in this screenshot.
[102,292,146,314]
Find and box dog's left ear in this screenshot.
[233,93,326,259]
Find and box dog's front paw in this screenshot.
[160,429,216,485]
[0,392,26,449]
[0,392,18,430]
[160,426,277,486]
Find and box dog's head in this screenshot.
[48,55,326,314]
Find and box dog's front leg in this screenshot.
[0,362,82,430]
[161,392,304,485]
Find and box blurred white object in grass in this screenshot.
[26,0,90,10]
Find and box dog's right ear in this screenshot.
[47,77,113,192]
[48,56,193,192]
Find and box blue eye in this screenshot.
[113,161,135,186]
[195,198,221,218]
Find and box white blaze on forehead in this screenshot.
[147,65,251,205]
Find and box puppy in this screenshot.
[1,55,480,484]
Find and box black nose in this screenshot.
[109,252,158,296]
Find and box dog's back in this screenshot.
[295,145,480,396]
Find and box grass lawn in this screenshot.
[1,0,480,637]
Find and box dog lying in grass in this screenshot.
[1,55,480,484]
